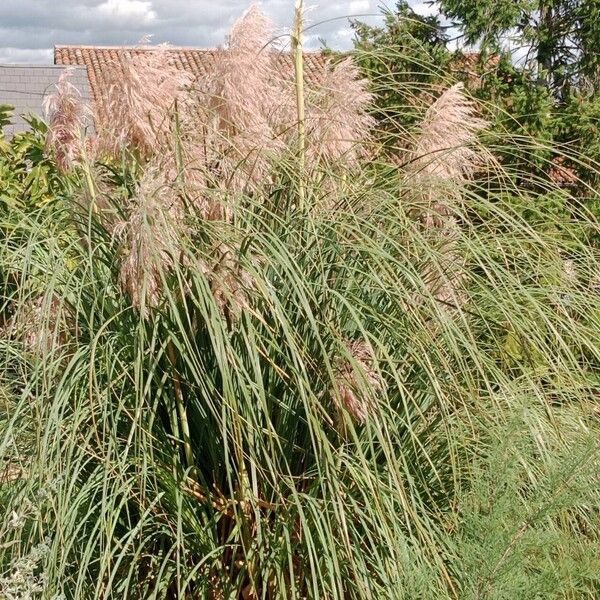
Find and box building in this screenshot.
[1,46,328,137]
[0,64,91,136]
[54,45,329,103]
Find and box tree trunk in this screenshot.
[537,1,554,87]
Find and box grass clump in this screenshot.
[1,5,600,599]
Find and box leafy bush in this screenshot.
[0,107,72,211]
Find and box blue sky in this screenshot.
[0,1,438,63]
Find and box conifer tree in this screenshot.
[439,0,600,97]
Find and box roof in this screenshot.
[54,45,331,103]
[0,64,91,135]
[549,156,578,187]
[449,52,501,89]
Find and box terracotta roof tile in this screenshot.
[450,52,501,89]
[549,156,579,186]
[54,45,330,104]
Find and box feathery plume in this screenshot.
[410,84,488,310]
[96,43,193,159]
[43,68,91,172]
[332,340,383,424]
[305,57,376,167]
[195,241,261,318]
[196,5,287,192]
[117,164,185,315]
[88,5,377,200]
[228,4,275,55]
[412,83,488,184]
[3,295,70,355]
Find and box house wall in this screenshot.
[0,65,91,136]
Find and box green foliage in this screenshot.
[438,0,600,96]
[1,114,600,598]
[553,92,600,187]
[351,7,557,177]
[352,5,600,241]
[472,55,557,180]
[0,106,12,151]
[1,19,600,599]
[440,0,532,46]
[352,1,452,134]
[455,405,600,598]
[0,108,72,212]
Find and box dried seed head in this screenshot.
[44,68,92,172]
[332,340,383,424]
[196,242,261,318]
[305,57,376,168]
[84,5,378,202]
[195,5,287,193]
[227,4,275,54]
[3,295,70,355]
[410,84,488,311]
[117,164,185,315]
[96,43,193,158]
[412,83,488,184]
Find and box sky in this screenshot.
[0,0,438,64]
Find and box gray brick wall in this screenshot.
[0,65,91,136]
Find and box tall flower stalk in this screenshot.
[292,0,307,209]
[410,83,489,309]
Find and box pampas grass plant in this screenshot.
[1,4,600,600]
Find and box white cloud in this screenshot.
[96,0,157,25]
[413,1,440,17]
[0,47,53,64]
[0,0,396,64]
[348,1,372,14]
